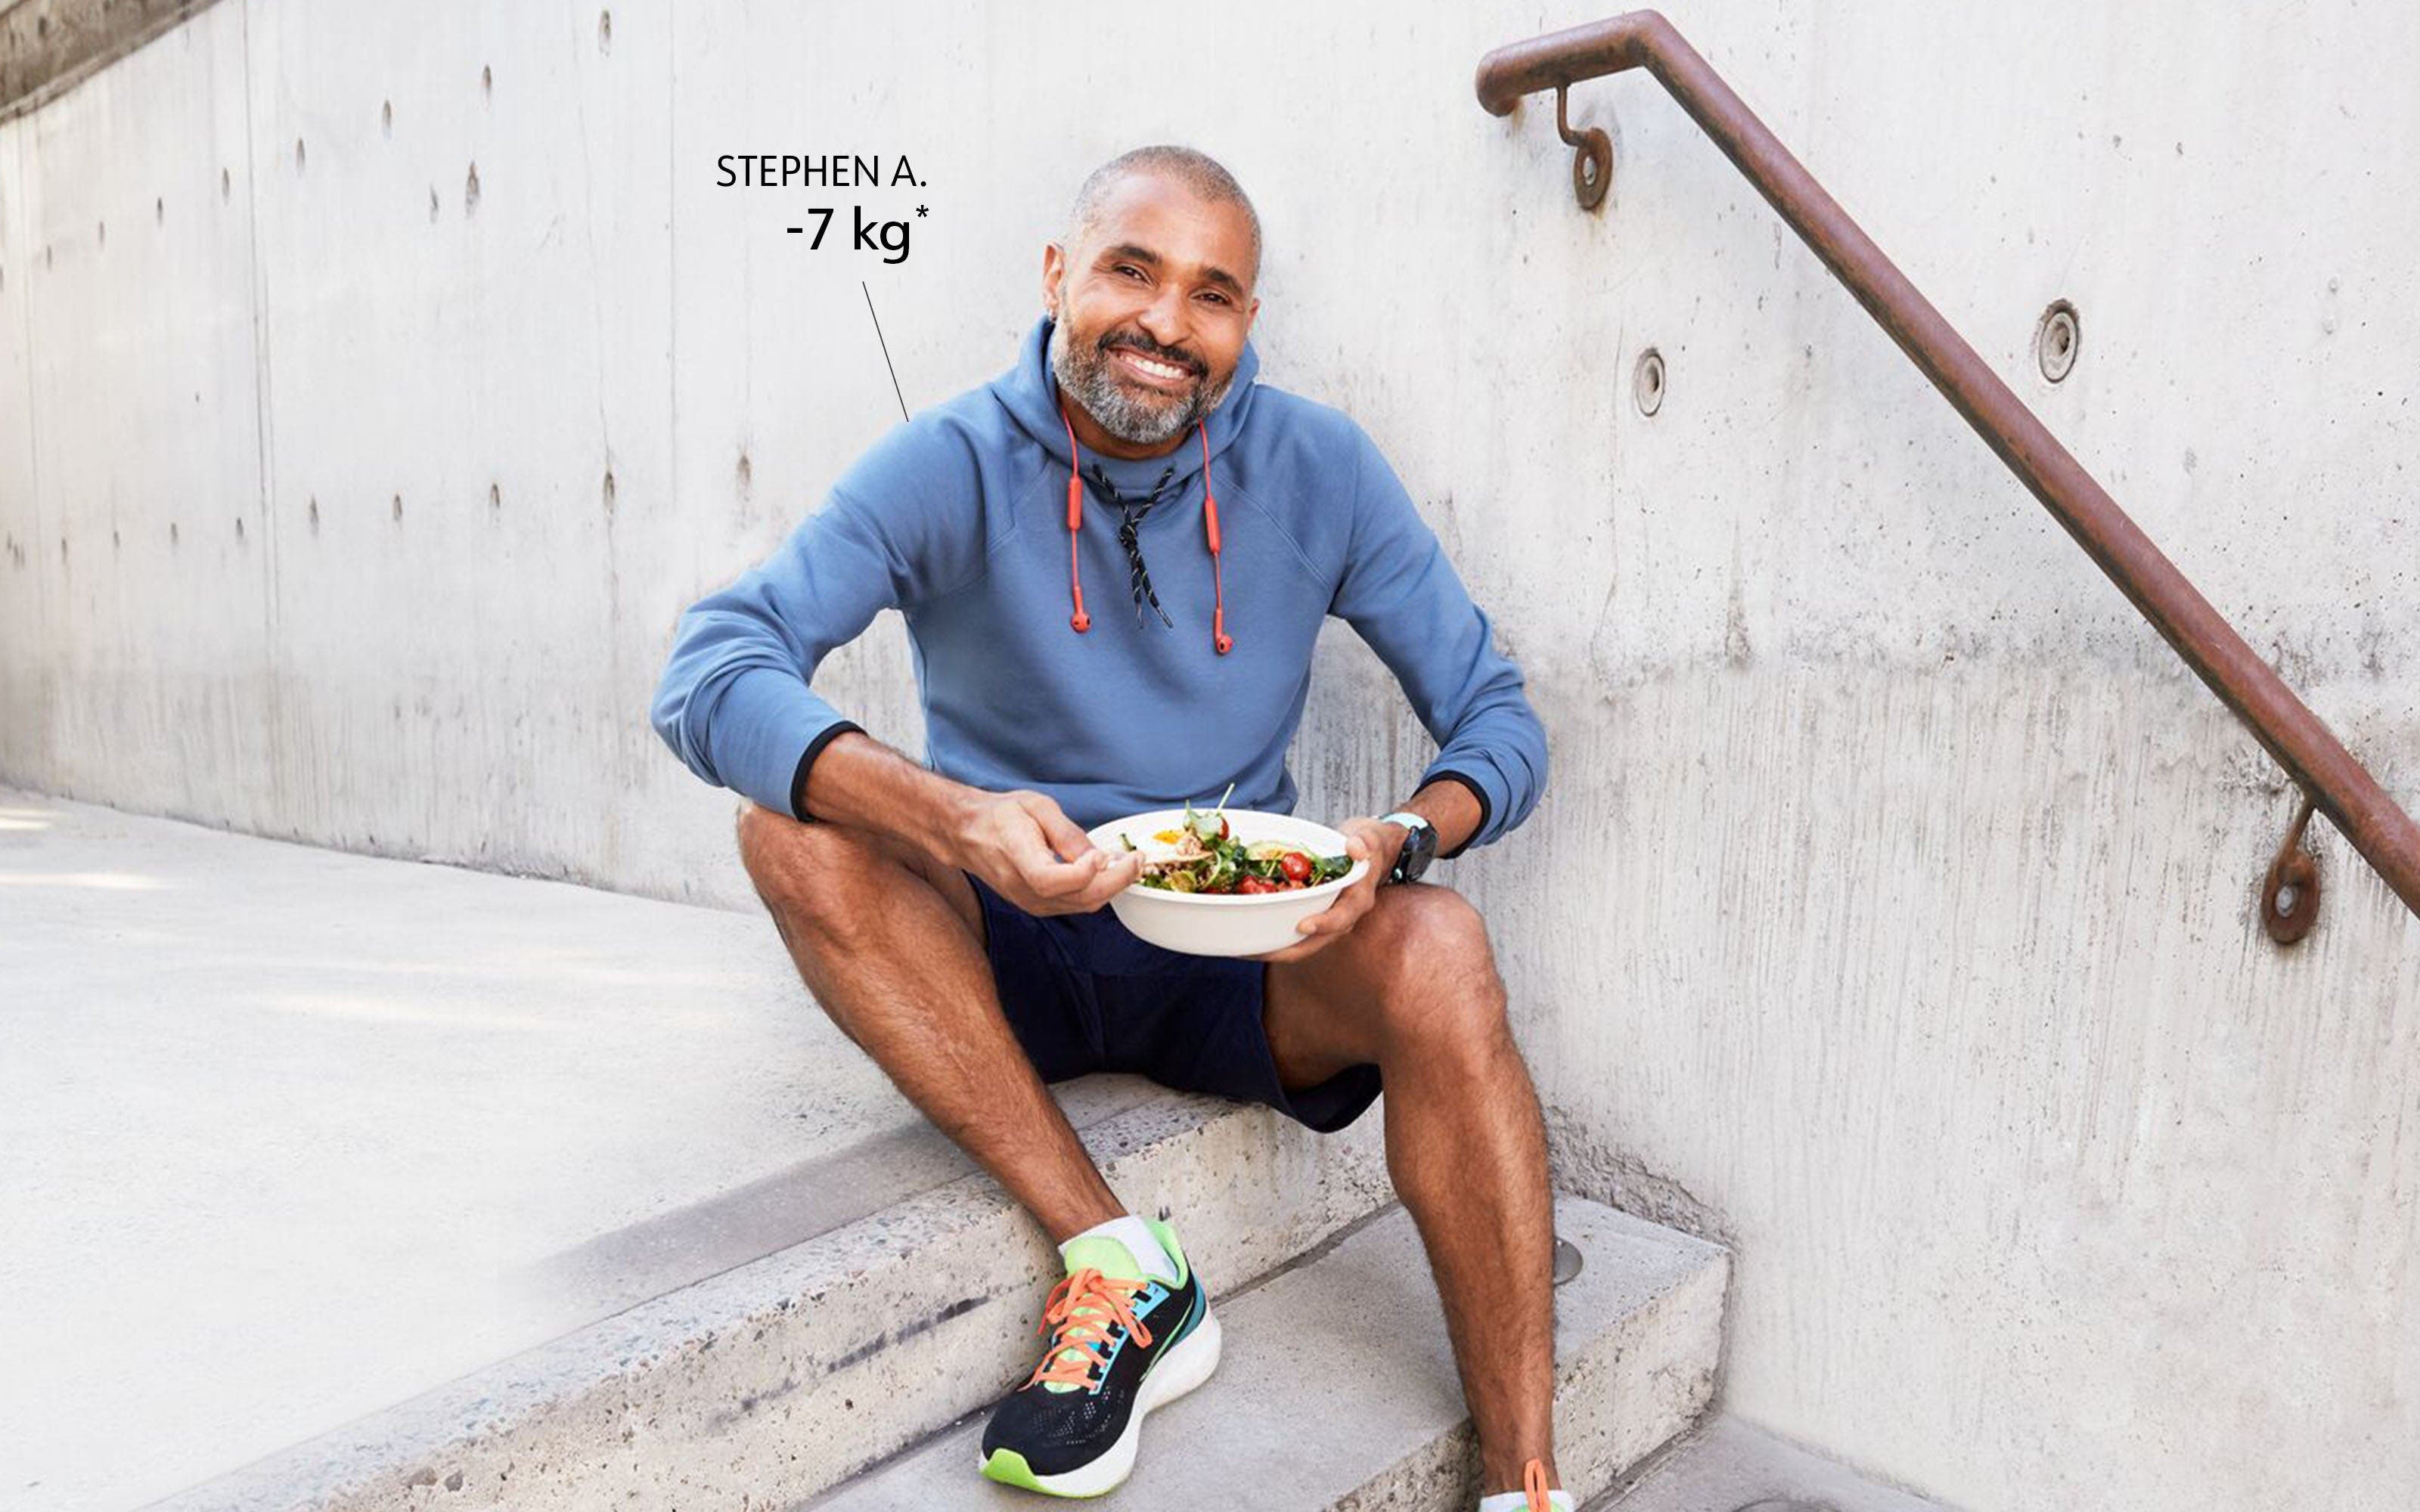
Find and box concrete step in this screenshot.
[4,789,1391,1510]
[166,1093,1389,1512]
[813,1196,1728,1511]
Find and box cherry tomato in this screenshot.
[1279,851,1311,884]
[1236,875,1278,894]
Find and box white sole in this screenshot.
[982,1306,1224,1498]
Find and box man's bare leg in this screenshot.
[1262,884,1558,1495]
[735,801,1122,1242]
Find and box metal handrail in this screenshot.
[1476,10,2420,934]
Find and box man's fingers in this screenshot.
[1023,794,1100,863]
[1017,844,1141,914]
[1025,847,1104,900]
[1290,882,1370,939]
[1063,847,1143,910]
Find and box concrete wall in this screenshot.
[4,2,2415,1507]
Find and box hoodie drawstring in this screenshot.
[1058,401,1232,656]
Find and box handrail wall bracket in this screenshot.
[2263,798,2322,946]
[1555,85,1614,211]
[1474,9,2420,940]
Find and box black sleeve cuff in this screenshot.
[790,721,867,822]
[1426,770,1493,860]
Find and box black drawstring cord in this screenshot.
[1084,463,1178,629]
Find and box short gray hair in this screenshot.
[1063,145,1261,285]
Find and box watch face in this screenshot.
[1393,821,1438,883]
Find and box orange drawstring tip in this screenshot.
[1070,610,1091,633]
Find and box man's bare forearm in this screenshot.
[797,730,979,867]
[1398,777,1485,863]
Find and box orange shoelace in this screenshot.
[1524,1458,1553,1511]
[1026,1267,1156,1389]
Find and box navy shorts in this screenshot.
[964,871,1382,1134]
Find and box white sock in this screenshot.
[1060,1213,1178,1284]
[1476,1489,1572,1512]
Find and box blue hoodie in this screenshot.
[650,314,1547,854]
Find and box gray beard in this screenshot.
[1049,319,1234,448]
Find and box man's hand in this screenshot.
[951,789,1142,916]
[1246,816,1405,965]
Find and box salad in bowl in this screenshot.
[1087,791,1368,958]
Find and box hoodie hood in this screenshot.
[988,314,1262,496]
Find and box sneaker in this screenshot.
[978,1215,1221,1496]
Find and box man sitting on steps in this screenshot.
[650,144,1563,1510]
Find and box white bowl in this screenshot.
[1087,808,1369,959]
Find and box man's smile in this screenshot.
[1107,343,1200,390]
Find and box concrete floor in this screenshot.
[1599,1417,1956,1512]
[0,789,1152,1511]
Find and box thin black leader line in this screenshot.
[861,281,910,422]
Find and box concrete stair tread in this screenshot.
[165,1089,1390,1510]
[814,1196,1728,1511]
[1,791,1392,1510]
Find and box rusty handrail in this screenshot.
[1476,10,2420,931]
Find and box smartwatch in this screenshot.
[1379,811,1438,886]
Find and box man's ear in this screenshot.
[1041,242,1066,315]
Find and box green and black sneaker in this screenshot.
[979,1216,1221,1497]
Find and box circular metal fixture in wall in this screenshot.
[2035,299,2080,383]
[1634,347,1666,416]
[1552,1236,1584,1286]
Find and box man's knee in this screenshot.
[736,801,889,937]
[1364,885,1509,1052]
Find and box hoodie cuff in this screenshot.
[1422,767,1497,860]
[710,666,857,820]
[790,720,867,823]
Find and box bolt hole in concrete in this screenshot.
[1634,347,1666,416]
[1552,1236,1583,1285]
[482,64,493,98]
[392,493,404,524]
[221,166,231,200]
[598,8,613,52]
[2035,299,2079,383]
[2276,885,2299,916]
[294,137,306,173]
[382,100,393,138]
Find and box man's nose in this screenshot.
[1134,283,1191,352]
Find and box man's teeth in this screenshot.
[1119,350,1189,380]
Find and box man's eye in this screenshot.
[1116,265,1144,280]
[1199,291,1229,305]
